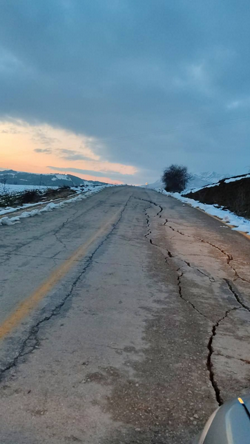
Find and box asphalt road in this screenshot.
[0,186,250,444]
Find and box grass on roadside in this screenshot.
[0,186,76,209]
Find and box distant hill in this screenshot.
[0,170,107,188]
[185,172,228,192]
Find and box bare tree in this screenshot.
[162,165,190,192]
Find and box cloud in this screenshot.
[1,126,25,134]
[32,129,58,146]
[0,119,138,183]
[48,165,137,183]
[49,166,113,178]
[48,162,137,176]
[61,154,94,161]
[1,1,250,181]
[227,97,250,111]
[57,149,95,161]
[34,148,52,154]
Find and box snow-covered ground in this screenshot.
[0,185,112,226]
[0,182,106,196]
[145,171,250,234]
[186,172,227,191]
[224,174,250,184]
[153,188,250,235]
[51,174,71,181]
[0,184,56,195]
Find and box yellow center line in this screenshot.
[0,210,121,341]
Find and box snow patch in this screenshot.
[55,174,71,181]
[0,185,111,227]
[0,184,56,195]
[224,174,250,184]
[154,188,250,235]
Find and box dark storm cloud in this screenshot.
[1,0,250,182]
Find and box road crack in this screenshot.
[0,195,133,382]
[163,218,250,285]
[143,197,250,406]
[52,215,74,250]
[224,279,250,312]
[135,196,163,217]
[176,269,208,319]
[207,306,240,406]
[143,200,210,321]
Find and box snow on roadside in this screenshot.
[183,173,250,194]
[153,188,250,235]
[0,200,50,217]
[185,182,220,194]
[0,185,111,227]
[224,174,250,184]
[0,184,56,195]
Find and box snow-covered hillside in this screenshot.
[186,172,227,191]
[0,170,108,195]
[146,172,227,193]
[145,179,163,189]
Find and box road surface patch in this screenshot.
[0,209,122,341]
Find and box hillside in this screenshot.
[0,170,107,188]
[146,172,227,192]
[184,173,250,219]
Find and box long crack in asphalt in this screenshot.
[176,269,208,320]
[224,279,250,312]
[163,217,250,285]
[0,194,133,381]
[142,194,250,406]
[206,307,240,406]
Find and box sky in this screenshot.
[1,0,250,185]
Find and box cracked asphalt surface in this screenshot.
[0,186,250,443]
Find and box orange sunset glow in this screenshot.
[0,119,137,184]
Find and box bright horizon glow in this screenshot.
[0,120,138,184]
